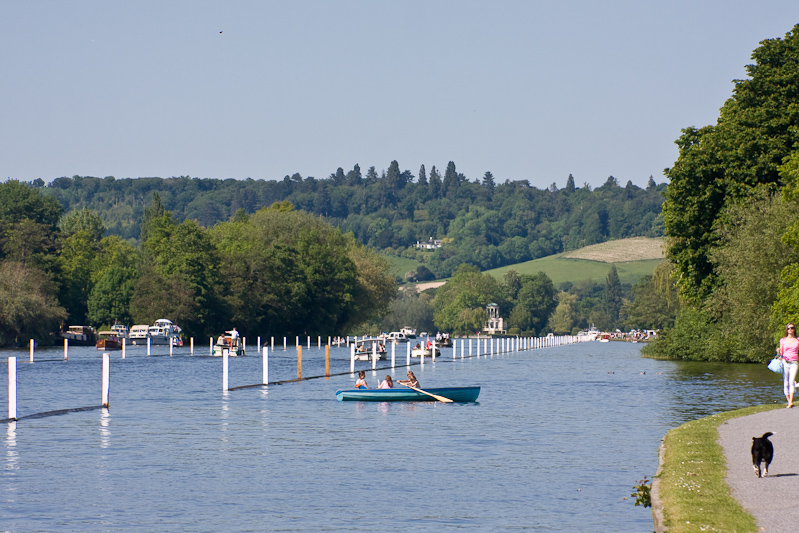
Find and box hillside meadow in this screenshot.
[388,237,666,288]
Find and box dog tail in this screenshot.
[762,432,774,439]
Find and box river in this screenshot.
[0,340,781,531]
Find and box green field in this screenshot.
[381,254,425,279]
[485,256,664,287]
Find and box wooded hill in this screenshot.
[35,165,665,279]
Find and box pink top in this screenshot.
[780,337,799,362]
[378,380,393,389]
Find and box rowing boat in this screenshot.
[335,386,480,402]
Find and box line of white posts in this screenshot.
[6,353,110,421]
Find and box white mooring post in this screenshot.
[169,340,173,357]
[243,337,247,354]
[391,342,396,368]
[283,337,287,350]
[469,339,472,357]
[432,341,436,362]
[371,342,377,370]
[268,346,269,385]
[271,337,274,350]
[190,337,194,355]
[318,336,321,348]
[350,344,355,373]
[210,337,213,355]
[257,336,261,352]
[147,337,151,356]
[307,336,310,350]
[222,351,229,392]
[29,339,34,362]
[8,357,17,421]
[406,341,411,366]
[121,338,126,359]
[64,338,69,361]
[102,353,110,408]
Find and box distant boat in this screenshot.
[129,319,182,346]
[60,325,96,346]
[353,337,386,361]
[400,327,417,339]
[336,386,480,402]
[212,332,245,357]
[95,331,122,351]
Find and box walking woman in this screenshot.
[779,323,799,408]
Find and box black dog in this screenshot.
[751,432,774,478]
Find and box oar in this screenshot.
[398,382,453,403]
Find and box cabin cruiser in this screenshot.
[129,319,182,346]
[353,337,386,361]
[60,325,97,346]
[400,327,417,339]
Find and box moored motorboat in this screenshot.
[96,331,122,351]
[60,325,97,346]
[336,386,480,402]
[400,327,417,339]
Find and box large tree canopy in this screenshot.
[663,24,799,302]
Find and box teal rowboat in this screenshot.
[336,386,480,402]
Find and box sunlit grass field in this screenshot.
[382,237,666,287]
[486,257,664,287]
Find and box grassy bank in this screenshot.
[656,403,781,532]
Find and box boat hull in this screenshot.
[336,386,480,402]
[96,339,122,351]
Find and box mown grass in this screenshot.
[486,256,664,286]
[381,255,425,279]
[657,403,781,532]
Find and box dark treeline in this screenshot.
[36,165,665,278]
[0,182,395,347]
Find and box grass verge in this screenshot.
[657,403,781,532]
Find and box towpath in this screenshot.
[718,407,799,531]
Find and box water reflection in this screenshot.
[99,408,111,449]
[5,421,17,471]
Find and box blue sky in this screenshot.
[2,1,798,188]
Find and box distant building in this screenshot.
[415,237,442,250]
[483,303,506,335]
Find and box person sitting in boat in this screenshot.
[216,335,226,346]
[378,375,393,389]
[355,370,369,389]
[378,343,386,353]
[415,342,421,350]
[398,371,419,388]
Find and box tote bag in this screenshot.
[768,356,784,373]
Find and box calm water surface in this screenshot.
[0,341,782,531]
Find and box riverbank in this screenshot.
[652,403,781,532]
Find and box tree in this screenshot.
[548,292,579,334]
[482,171,495,191]
[433,264,502,333]
[508,272,557,334]
[0,262,66,346]
[565,174,576,193]
[663,24,799,303]
[418,164,428,186]
[604,265,622,328]
[428,166,442,198]
[443,161,459,195]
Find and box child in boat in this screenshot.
[398,371,419,388]
[378,375,393,389]
[355,370,369,389]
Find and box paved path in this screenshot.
[718,407,799,531]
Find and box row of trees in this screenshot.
[647,23,799,362]
[38,166,665,278]
[369,262,677,338]
[0,183,396,346]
